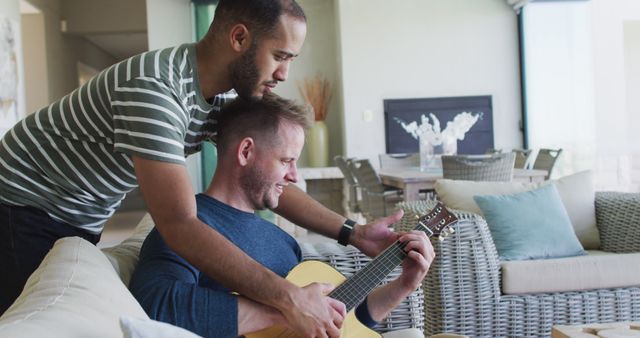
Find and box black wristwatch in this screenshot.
[338,218,357,246]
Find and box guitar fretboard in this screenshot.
[328,221,432,311]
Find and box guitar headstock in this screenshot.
[414,202,458,241]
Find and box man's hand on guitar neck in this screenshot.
[350,210,404,257]
[397,230,434,290]
[279,282,347,338]
[367,229,434,322]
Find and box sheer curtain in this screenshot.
[521,0,640,191]
[507,0,530,12]
[522,2,595,179]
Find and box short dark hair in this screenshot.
[212,0,306,38]
[216,93,312,158]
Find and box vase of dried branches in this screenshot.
[299,74,332,167]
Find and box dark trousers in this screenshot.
[0,203,100,314]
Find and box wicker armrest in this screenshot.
[299,242,425,334]
[396,201,503,336]
[595,191,640,253]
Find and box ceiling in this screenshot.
[20,0,148,61]
[19,0,39,14]
[84,33,148,60]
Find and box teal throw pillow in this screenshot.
[473,183,586,261]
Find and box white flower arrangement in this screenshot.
[395,111,482,149]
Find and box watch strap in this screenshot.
[338,218,357,246]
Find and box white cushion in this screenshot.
[435,170,599,249]
[120,315,202,338]
[101,213,154,285]
[501,250,640,294]
[0,237,149,338]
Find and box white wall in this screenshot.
[274,0,342,166]
[146,0,193,50]
[0,0,25,137]
[23,0,116,103]
[21,12,49,113]
[145,0,201,192]
[335,0,522,163]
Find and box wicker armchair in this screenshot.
[334,155,362,214]
[441,153,516,182]
[349,159,403,219]
[512,149,532,169]
[396,192,640,338]
[532,148,563,179]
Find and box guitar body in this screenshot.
[247,202,458,338]
[245,261,381,338]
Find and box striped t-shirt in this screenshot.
[0,43,235,233]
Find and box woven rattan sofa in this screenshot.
[396,192,640,338]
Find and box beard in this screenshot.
[229,42,261,100]
[240,164,279,211]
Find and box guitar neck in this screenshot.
[328,221,433,311]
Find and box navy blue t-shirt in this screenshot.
[130,194,375,338]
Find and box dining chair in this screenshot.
[378,153,420,170]
[512,149,532,169]
[348,159,403,219]
[532,148,563,180]
[379,153,438,201]
[441,153,516,182]
[333,155,362,214]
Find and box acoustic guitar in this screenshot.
[246,202,458,338]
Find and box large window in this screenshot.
[521,0,640,191]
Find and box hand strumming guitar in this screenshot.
[279,283,346,338]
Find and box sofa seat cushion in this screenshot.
[501,250,640,295]
[0,236,149,338]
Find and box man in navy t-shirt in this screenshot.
[129,94,435,338]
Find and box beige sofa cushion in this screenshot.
[120,316,202,338]
[102,213,155,285]
[435,170,600,249]
[0,236,149,338]
[501,250,640,295]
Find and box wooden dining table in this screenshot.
[378,168,548,202]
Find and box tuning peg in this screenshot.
[438,235,445,242]
[448,227,455,234]
[415,215,421,220]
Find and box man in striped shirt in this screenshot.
[0,1,404,336]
